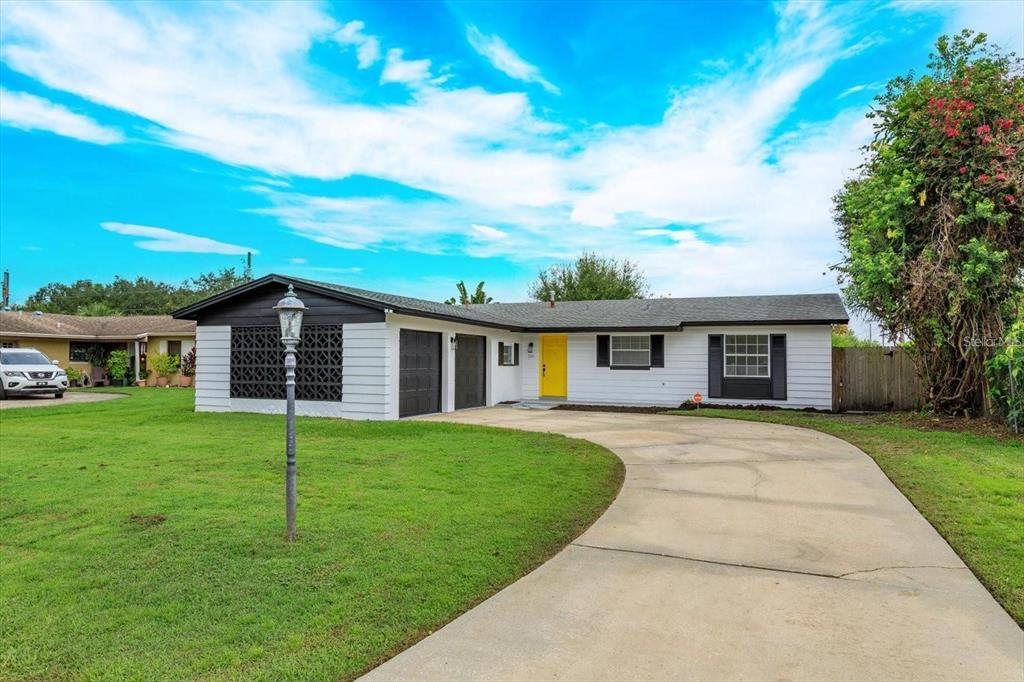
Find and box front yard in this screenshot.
[0,389,623,680]
[669,408,1024,625]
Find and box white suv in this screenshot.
[0,347,69,400]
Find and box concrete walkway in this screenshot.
[363,407,1023,682]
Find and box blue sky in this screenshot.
[1,1,1021,324]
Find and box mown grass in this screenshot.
[0,389,623,680]
[668,408,1024,625]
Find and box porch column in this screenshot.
[134,339,142,382]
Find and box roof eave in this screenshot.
[679,318,848,326]
[523,325,684,333]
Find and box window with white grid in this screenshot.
[611,335,650,366]
[724,334,769,377]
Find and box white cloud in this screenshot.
[466,25,560,95]
[332,20,380,68]
[0,87,123,144]
[890,1,1024,53]
[0,2,565,210]
[101,222,255,255]
[288,257,307,264]
[470,224,509,239]
[3,1,888,301]
[379,48,433,86]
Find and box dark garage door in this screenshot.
[400,329,441,417]
[455,334,486,409]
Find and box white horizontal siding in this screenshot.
[195,321,391,419]
[341,321,389,419]
[385,314,522,415]
[533,325,832,410]
[195,325,230,412]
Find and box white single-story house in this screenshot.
[171,274,849,418]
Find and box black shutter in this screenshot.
[650,335,665,368]
[770,334,787,400]
[596,335,610,367]
[513,343,520,366]
[497,341,505,366]
[708,335,723,398]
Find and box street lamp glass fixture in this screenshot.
[273,284,307,342]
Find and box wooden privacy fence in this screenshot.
[832,347,925,412]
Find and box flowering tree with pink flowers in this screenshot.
[834,30,1023,415]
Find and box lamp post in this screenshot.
[274,284,306,542]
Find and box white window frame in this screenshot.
[500,343,516,366]
[610,334,651,367]
[723,334,770,378]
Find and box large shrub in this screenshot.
[105,350,130,381]
[986,319,1024,430]
[833,31,1023,415]
[149,352,180,379]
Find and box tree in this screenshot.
[833,31,1023,415]
[444,280,492,305]
[179,268,252,306]
[19,268,250,315]
[75,301,122,316]
[529,252,649,302]
[831,325,881,348]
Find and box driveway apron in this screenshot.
[362,407,1023,682]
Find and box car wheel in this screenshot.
[54,392,64,400]
[0,387,6,401]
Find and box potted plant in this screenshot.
[179,347,196,388]
[105,349,130,387]
[136,369,149,387]
[149,352,180,388]
[65,366,83,387]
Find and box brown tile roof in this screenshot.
[0,311,195,338]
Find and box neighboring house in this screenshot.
[172,274,848,419]
[0,311,196,386]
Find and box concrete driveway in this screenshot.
[363,407,1023,682]
[0,390,125,410]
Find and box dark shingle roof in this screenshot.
[288,276,848,329]
[0,311,195,338]
[173,274,848,329]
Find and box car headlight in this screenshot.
[56,371,67,378]
[2,371,25,378]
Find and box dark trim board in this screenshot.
[191,283,383,326]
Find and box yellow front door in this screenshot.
[540,335,568,397]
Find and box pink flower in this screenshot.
[959,166,968,174]
[1004,195,1016,204]
[979,174,990,183]
[996,172,1008,181]
[976,124,991,135]
[997,118,1014,130]
[945,126,960,138]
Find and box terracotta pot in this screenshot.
[179,376,193,388]
[136,380,147,387]
[156,376,169,387]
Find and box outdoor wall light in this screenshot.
[527,341,534,354]
[450,335,458,350]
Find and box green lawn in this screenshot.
[0,389,623,681]
[668,408,1024,625]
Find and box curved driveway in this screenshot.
[363,407,1023,681]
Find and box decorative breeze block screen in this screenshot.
[230,325,344,401]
